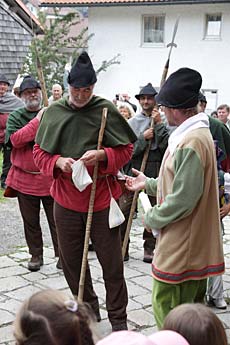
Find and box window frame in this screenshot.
[141,14,165,47]
[204,13,222,41]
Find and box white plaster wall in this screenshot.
[88,4,230,110]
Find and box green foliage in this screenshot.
[21,9,120,96]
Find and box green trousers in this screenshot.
[152,278,207,329]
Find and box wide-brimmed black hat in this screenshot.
[68,51,97,88]
[135,83,157,100]
[19,76,41,95]
[198,91,207,103]
[0,74,10,86]
[156,68,202,109]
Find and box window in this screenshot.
[205,14,222,39]
[142,15,165,46]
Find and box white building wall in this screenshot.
[88,3,230,111]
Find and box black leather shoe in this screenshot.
[112,323,128,332]
[28,255,43,271]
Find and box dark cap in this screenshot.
[135,83,157,100]
[198,91,207,103]
[0,74,10,86]
[19,75,41,95]
[156,68,202,109]
[67,51,97,88]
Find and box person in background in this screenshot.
[125,68,224,328]
[33,52,137,331]
[5,76,60,272]
[211,110,218,118]
[217,104,230,130]
[14,289,96,345]
[0,74,24,189]
[48,83,63,105]
[118,103,134,120]
[163,303,227,345]
[127,83,169,263]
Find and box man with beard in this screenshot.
[5,76,59,272]
[0,74,24,189]
[33,52,137,331]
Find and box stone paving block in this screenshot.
[37,276,69,290]
[0,256,17,268]
[0,298,21,314]
[5,285,41,302]
[127,280,150,297]
[0,325,14,343]
[43,247,57,258]
[9,252,30,260]
[22,271,47,282]
[127,298,142,311]
[128,309,155,327]
[0,276,29,292]
[0,265,28,278]
[93,281,106,299]
[124,265,145,279]
[134,294,152,307]
[131,274,153,291]
[0,309,14,325]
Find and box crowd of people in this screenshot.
[1,51,230,343]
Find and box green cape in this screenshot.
[5,107,38,146]
[35,96,137,157]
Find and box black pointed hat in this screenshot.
[0,74,10,85]
[135,83,157,100]
[68,52,97,88]
[19,75,41,95]
[156,68,202,109]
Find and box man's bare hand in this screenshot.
[143,128,154,140]
[220,203,230,219]
[55,157,75,172]
[36,107,47,122]
[80,149,106,166]
[125,168,147,192]
[151,108,161,124]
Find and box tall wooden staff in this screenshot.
[122,18,179,259]
[78,108,108,302]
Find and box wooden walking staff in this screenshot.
[122,18,180,259]
[78,107,108,302]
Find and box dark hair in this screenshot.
[14,289,95,345]
[163,303,227,345]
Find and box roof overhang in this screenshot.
[40,0,230,8]
[3,0,43,33]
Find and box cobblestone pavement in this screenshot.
[0,199,230,343]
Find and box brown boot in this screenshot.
[28,255,43,271]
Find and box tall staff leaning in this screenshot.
[122,17,180,259]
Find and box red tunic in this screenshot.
[33,143,133,212]
[6,118,53,196]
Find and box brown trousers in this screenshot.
[17,192,59,257]
[54,202,128,326]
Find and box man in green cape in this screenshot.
[34,52,137,331]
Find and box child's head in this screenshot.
[14,289,95,345]
[97,330,189,345]
[163,303,227,345]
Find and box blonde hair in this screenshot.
[118,102,134,120]
[14,289,95,345]
[163,303,227,345]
